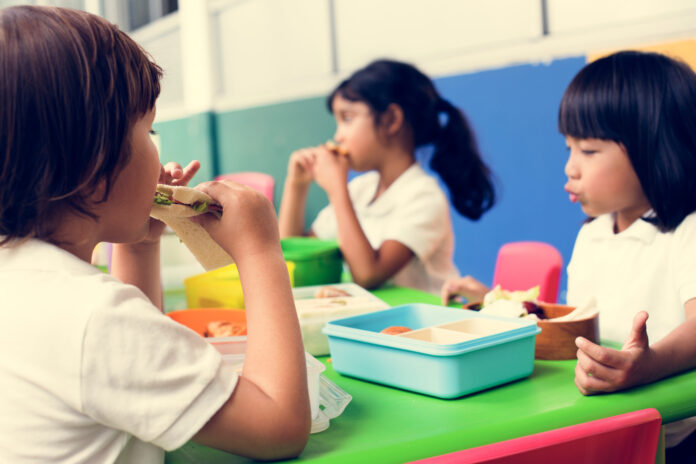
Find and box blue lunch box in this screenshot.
[322,303,541,398]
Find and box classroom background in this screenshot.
[7,0,696,301]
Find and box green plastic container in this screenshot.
[281,237,343,287]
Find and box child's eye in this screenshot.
[149,130,158,136]
[581,149,597,155]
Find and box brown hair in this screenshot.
[0,6,162,244]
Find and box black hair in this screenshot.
[558,50,696,231]
[327,59,495,220]
[0,6,162,244]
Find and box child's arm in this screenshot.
[190,181,310,460]
[440,276,491,305]
[312,148,414,288]
[278,148,316,237]
[574,300,696,395]
[110,161,200,309]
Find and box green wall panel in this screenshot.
[154,111,217,186]
[214,96,336,225]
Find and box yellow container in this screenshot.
[184,262,295,309]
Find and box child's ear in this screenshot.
[380,103,405,136]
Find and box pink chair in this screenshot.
[409,408,662,464]
[492,241,562,303]
[214,172,275,203]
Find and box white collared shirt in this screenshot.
[567,212,696,343]
[312,164,459,294]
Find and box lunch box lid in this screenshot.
[322,303,540,357]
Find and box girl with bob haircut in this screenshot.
[279,59,495,294]
[559,50,696,457]
[0,6,309,463]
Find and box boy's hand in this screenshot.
[440,276,490,305]
[141,160,201,243]
[286,148,317,188]
[193,180,280,261]
[574,311,653,395]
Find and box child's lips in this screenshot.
[565,186,579,203]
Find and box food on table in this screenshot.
[325,140,349,156]
[477,285,547,320]
[314,286,352,298]
[380,326,412,335]
[204,320,247,337]
[150,184,233,271]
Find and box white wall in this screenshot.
[121,0,696,121]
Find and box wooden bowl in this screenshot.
[462,302,599,360]
[535,303,599,360]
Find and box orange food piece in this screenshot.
[205,320,247,337]
[380,325,412,335]
[314,285,351,298]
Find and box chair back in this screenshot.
[492,241,562,303]
[215,172,275,203]
[410,408,662,464]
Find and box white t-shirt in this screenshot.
[566,212,696,344]
[311,164,459,294]
[0,239,238,463]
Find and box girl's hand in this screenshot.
[574,311,654,395]
[193,181,280,262]
[286,148,317,188]
[141,160,201,243]
[313,146,349,197]
[440,276,490,305]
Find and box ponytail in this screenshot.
[430,98,495,220]
[329,59,495,221]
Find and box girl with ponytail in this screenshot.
[279,59,495,294]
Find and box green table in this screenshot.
[166,287,696,463]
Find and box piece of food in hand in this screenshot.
[325,140,349,156]
[204,320,247,337]
[150,184,233,271]
[380,326,412,335]
[314,286,351,298]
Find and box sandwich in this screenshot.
[150,185,233,271]
[325,140,349,156]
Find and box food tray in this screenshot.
[292,283,390,356]
[323,303,540,398]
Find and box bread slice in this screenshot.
[151,185,233,271]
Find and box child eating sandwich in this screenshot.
[0,6,309,463]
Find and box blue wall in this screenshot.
[431,57,588,299]
[156,56,589,301]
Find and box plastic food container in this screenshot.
[292,283,390,356]
[281,237,342,287]
[323,303,540,398]
[184,262,295,309]
[166,308,343,423]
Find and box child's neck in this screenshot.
[375,147,415,197]
[614,205,652,233]
[50,212,99,263]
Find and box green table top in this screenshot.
[165,286,696,463]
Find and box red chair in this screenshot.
[492,241,562,303]
[410,408,662,464]
[215,172,275,203]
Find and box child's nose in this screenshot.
[565,155,579,179]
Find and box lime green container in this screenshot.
[281,237,343,287]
